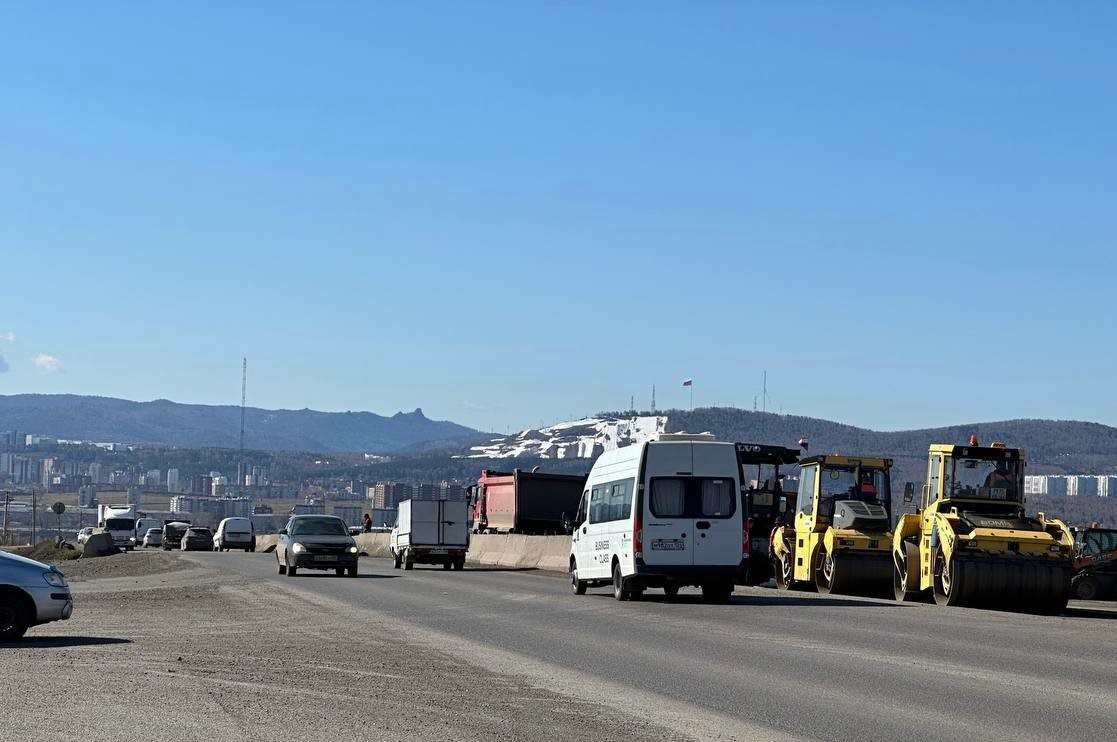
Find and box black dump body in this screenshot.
[512,470,587,534]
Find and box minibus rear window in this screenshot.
[650,478,738,519]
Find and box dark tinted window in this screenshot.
[588,479,634,523]
[649,478,737,519]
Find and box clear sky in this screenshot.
[2,2,1115,434]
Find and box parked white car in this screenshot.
[142,528,163,548]
[76,527,94,545]
[0,550,74,641]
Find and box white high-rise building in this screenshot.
[1067,476,1099,497]
[1096,476,1117,498]
[167,468,180,493]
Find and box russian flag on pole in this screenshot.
[682,378,693,387]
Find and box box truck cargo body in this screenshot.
[390,499,469,570]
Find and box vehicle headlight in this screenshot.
[43,571,68,588]
[348,546,359,554]
[129,536,137,543]
[291,542,306,554]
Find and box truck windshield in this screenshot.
[946,458,1021,501]
[819,466,889,506]
[105,518,135,531]
[290,517,348,536]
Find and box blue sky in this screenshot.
[2,2,1115,434]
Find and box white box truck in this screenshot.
[97,503,138,551]
[390,499,469,571]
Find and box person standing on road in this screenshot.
[362,513,372,533]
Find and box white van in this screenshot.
[569,435,745,602]
[214,517,256,552]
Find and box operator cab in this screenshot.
[800,455,892,528]
[907,439,1032,529]
[735,443,801,584]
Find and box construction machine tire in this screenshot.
[934,552,971,607]
[815,546,846,595]
[774,552,795,591]
[1073,575,1100,601]
[894,541,926,602]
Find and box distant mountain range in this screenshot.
[467,407,1117,485]
[0,394,484,452]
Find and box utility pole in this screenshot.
[31,487,37,546]
[237,357,246,493]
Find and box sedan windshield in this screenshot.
[289,517,348,536]
[186,529,211,537]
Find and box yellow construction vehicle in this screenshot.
[772,454,894,596]
[892,438,1073,611]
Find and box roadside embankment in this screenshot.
[255,533,569,571]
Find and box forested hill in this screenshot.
[0,394,484,452]
[660,408,1117,480]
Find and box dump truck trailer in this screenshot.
[471,469,586,534]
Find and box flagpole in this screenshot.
[690,384,693,412]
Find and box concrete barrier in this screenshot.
[253,532,568,572]
[467,534,569,572]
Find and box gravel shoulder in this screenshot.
[1,553,690,742]
[59,549,192,582]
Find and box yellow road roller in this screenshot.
[772,454,894,596]
[892,439,1073,612]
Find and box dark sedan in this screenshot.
[276,515,359,577]
[181,527,214,551]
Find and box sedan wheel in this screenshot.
[0,601,28,642]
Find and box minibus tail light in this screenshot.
[634,515,643,559]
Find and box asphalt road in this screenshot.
[186,551,1117,742]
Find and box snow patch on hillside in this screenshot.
[464,415,668,459]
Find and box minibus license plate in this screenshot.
[652,539,686,551]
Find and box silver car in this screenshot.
[276,515,359,577]
[0,551,74,641]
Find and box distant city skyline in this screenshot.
[3,3,1116,432]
